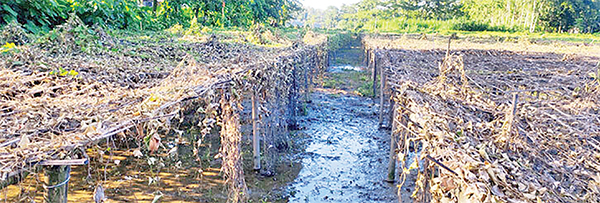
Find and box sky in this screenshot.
[300,0,363,10]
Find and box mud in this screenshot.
[287,91,398,203]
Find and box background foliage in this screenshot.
[294,0,600,33]
[0,0,302,33]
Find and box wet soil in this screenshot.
[1,123,302,203]
[287,91,398,203]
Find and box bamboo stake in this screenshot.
[511,93,519,119]
[366,49,370,68]
[388,94,396,128]
[386,102,398,183]
[44,165,70,203]
[252,89,260,171]
[372,51,378,98]
[304,63,310,103]
[378,67,386,127]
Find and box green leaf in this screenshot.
[2,15,16,24]
[2,4,18,17]
[24,21,41,34]
[68,70,79,76]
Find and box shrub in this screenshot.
[452,20,489,32]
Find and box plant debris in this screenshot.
[0,18,327,202]
[366,34,600,202]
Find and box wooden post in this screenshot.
[386,102,398,183]
[252,89,260,171]
[372,51,378,98]
[511,93,519,118]
[365,49,370,68]
[45,165,70,203]
[305,64,310,102]
[378,67,386,127]
[388,97,395,129]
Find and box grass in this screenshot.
[322,70,375,97]
[316,18,600,44]
[440,30,600,44]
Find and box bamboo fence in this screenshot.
[366,34,600,202]
[0,17,327,202]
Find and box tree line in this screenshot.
[0,0,302,33]
[296,0,600,33]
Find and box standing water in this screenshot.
[287,92,398,202]
[287,34,398,202]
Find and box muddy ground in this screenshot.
[282,34,403,203]
[287,90,398,202]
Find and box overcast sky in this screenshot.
[300,0,363,10]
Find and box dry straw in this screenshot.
[0,17,327,202]
[366,34,600,202]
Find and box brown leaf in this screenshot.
[148,134,160,153]
[440,177,458,191]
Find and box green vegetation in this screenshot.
[323,70,374,97]
[0,42,18,55]
[49,67,79,77]
[296,0,600,34]
[0,0,302,34]
[326,32,356,51]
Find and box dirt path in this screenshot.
[287,91,398,202]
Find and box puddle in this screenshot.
[328,65,366,73]
[287,92,398,202]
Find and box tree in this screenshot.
[388,0,462,19]
[324,6,341,29]
[538,0,600,33]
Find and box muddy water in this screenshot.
[287,91,398,202]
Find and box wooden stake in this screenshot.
[378,67,386,127]
[511,93,519,119]
[45,165,70,203]
[304,65,310,102]
[365,49,370,68]
[372,51,378,98]
[252,89,260,170]
[386,102,398,183]
[388,94,396,128]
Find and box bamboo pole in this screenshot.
[386,102,398,183]
[44,165,70,203]
[287,65,298,130]
[304,63,310,103]
[252,89,260,171]
[372,51,378,98]
[388,96,395,128]
[378,67,386,127]
[365,49,370,68]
